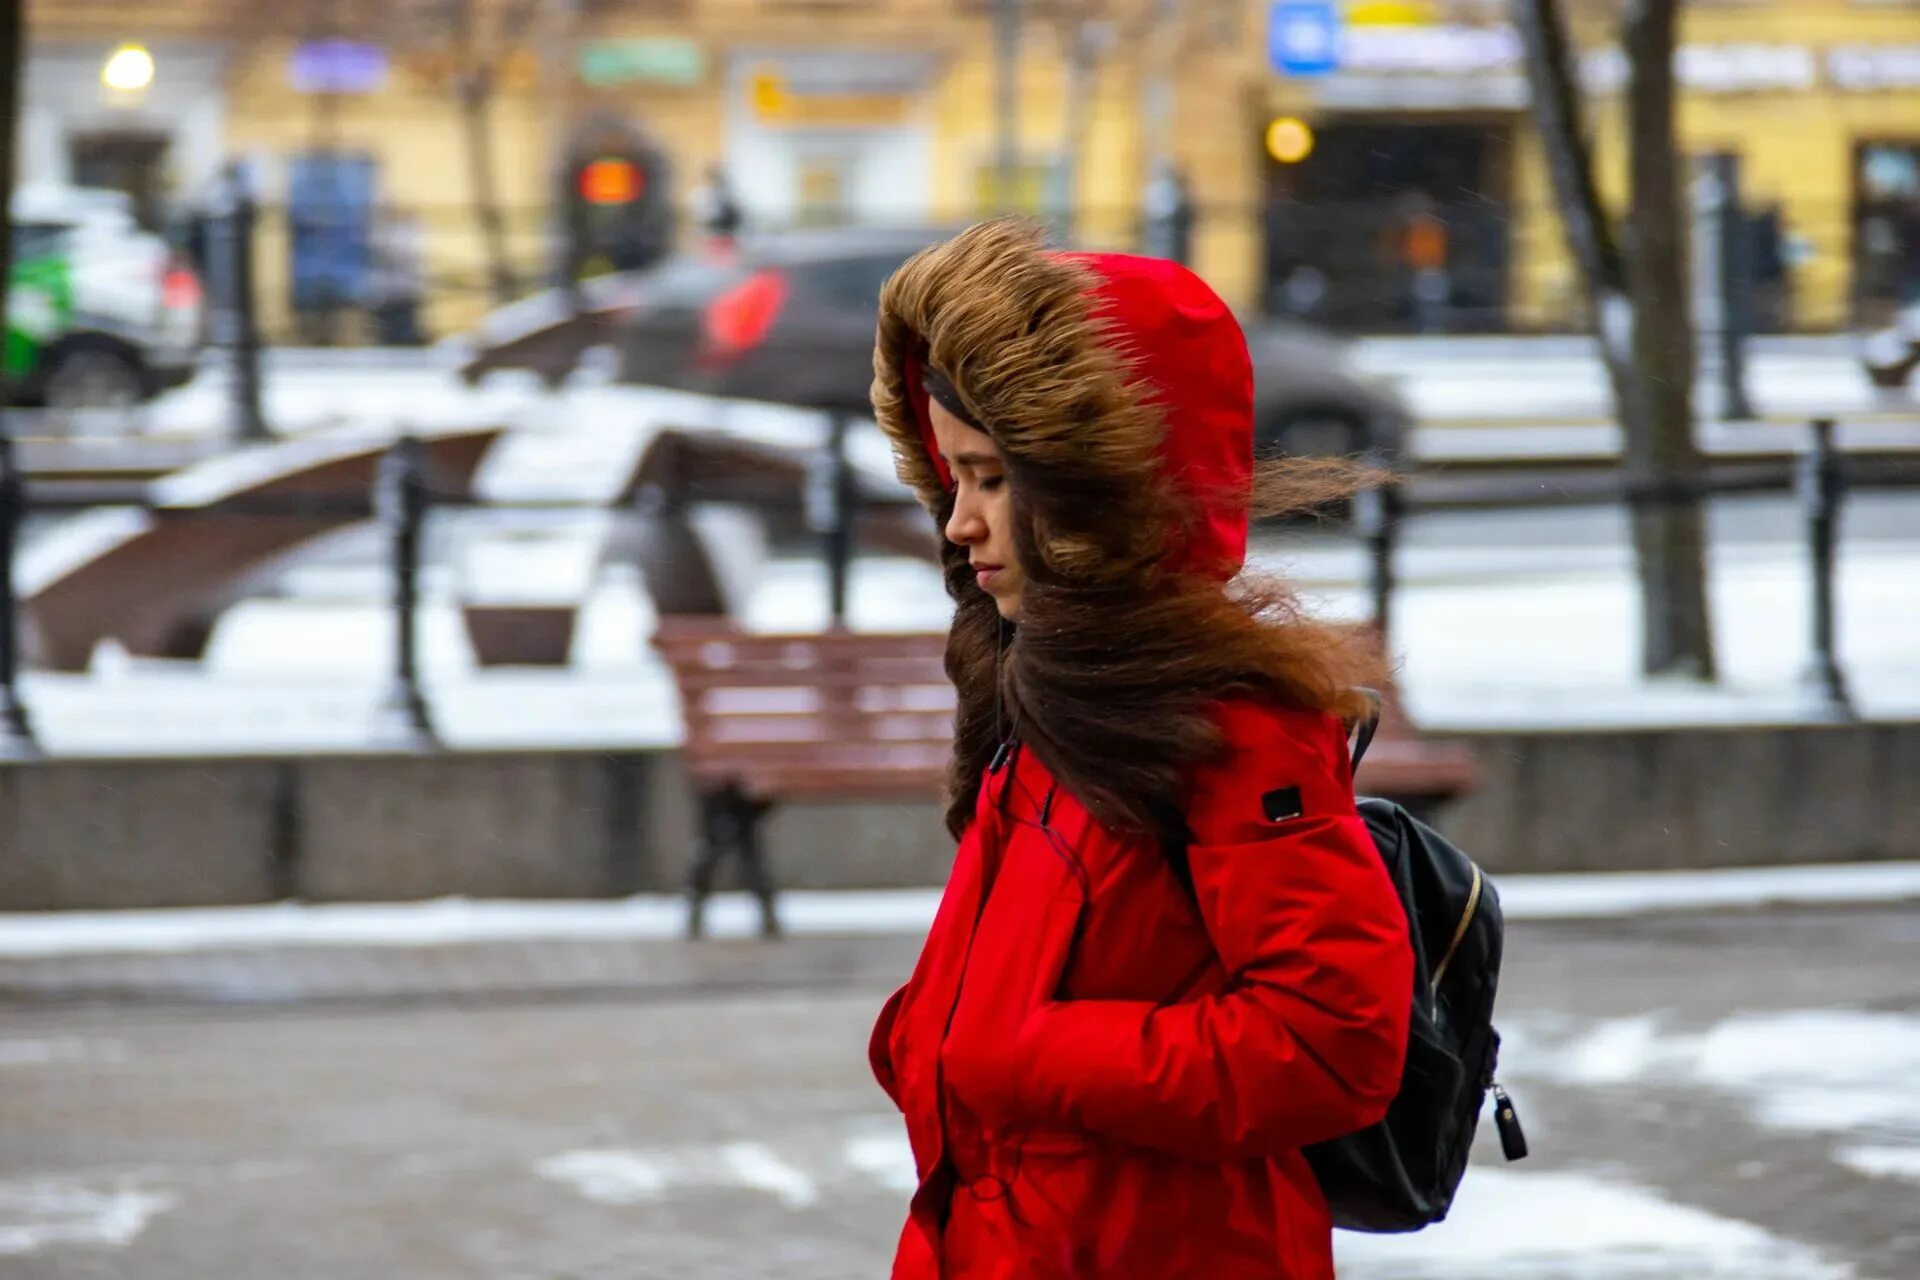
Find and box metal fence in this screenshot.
[2,412,1915,758]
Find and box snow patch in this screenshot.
[0,1037,126,1068]
[5,863,1919,958]
[716,1142,819,1208]
[1333,1167,1850,1279]
[0,1179,176,1256]
[1835,1145,1920,1184]
[1507,1009,1920,1140]
[842,1130,918,1195]
[534,1150,667,1206]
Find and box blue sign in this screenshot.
[289,40,389,95]
[1269,2,1341,77]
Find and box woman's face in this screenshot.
[929,397,1024,621]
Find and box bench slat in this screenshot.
[654,622,1475,810]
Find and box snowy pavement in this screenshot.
[8,341,1918,753]
[4,860,1920,957]
[0,904,1914,1278]
[15,491,1920,754]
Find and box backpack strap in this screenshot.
[1348,687,1384,776]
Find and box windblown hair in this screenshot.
[873,219,1385,842]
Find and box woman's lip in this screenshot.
[974,566,1001,586]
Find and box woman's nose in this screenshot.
[946,501,984,547]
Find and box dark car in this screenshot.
[466,228,1410,458]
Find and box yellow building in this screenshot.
[26,0,1920,338]
[1251,0,1920,332]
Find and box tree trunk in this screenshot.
[459,74,520,305]
[1623,0,1715,678]
[1514,0,1716,679]
[1057,19,1101,239]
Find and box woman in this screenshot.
[867,219,1414,1279]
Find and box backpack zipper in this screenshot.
[1430,862,1483,993]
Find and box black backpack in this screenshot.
[1302,710,1528,1233]
[1158,706,1528,1233]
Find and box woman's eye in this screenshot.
[979,475,1005,493]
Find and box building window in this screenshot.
[287,151,378,343]
[971,158,1067,219]
[1852,141,1920,323]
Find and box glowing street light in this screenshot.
[1265,117,1315,165]
[101,44,156,93]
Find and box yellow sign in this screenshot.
[749,65,912,129]
[1344,0,1436,26]
[750,70,790,117]
[1266,117,1315,164]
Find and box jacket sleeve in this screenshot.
[869,983,908,1110]
[1014,702,1414,1162]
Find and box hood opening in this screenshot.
[876,223,1254,584]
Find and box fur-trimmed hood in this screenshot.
[869,219,1368,842]
[872,218,1255,582]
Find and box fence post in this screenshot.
[0,431,36,756]
[827,412,856,627]
[377,433,434,743]
[1797,417,1852,717]
[806,413,856,627]
[221,162,270,443]
[1354,477,1401,647]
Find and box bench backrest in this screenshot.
[652,620,1473,801]
[653,623,954,784]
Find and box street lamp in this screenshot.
[101,43,156,93]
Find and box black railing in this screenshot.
[0,417,1916,753]
[1358,419,1920,715]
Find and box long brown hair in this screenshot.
[932,391,1383,841]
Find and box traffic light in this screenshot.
[561,132,673,278]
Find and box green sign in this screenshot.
[6,252,74,379]
[579,39,705,88]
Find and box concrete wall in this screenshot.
[3,719,1917,910]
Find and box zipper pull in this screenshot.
[1491,1083,1528,1161]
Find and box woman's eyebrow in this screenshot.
[948,450,1002,468]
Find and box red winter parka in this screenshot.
[866,221,1414,1279]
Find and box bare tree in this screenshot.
[1514,0,1715,679]
[390,0,541,305]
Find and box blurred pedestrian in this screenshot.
[868,219,1412,1278]
[1141,161,1195,266]
[695,163,744,255]
[1399,191,1451,334]
[366,207,427,346]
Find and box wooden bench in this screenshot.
[653,620,1476,939]
[22,427,502,671]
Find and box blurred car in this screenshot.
[7,184,205,410]
[462,228,1409,458]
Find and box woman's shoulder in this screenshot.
[1210,697,1349,763]
[1185,697,1357,846]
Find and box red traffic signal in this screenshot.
[578,157,644,206]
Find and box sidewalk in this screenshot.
[4,862,1917,1007]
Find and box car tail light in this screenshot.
[702,270,788,359]
[162,261,203,312]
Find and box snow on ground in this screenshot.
[1331,1167,1853,1280]
[1503,1008,1920,1153]
[0,1179,176,1257]
[529,1123,1852,1280]
[3,861,1917,957]
[1836,1145,1920,1185]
